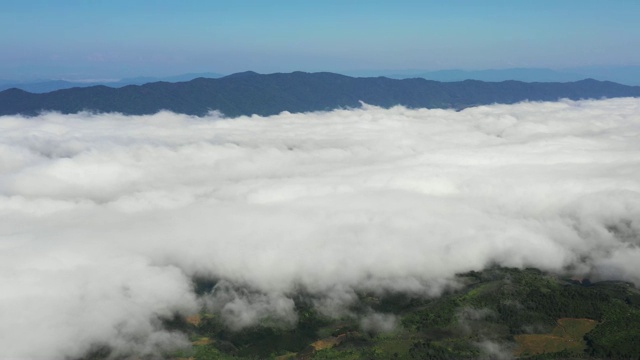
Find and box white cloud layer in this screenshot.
[1,99,640,358]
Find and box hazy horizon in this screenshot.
[2,0,639,81]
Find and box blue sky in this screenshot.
[1,0,639,80]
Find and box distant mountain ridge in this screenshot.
[4,66,640,93]
[0,72,225,93]
[346,66,640,86]
[389,68,586,83]
[1,71,639,117]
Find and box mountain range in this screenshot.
[348,66,640,85]
[1,71,640,117]
[0,72,225,93]
[4,66,640,94]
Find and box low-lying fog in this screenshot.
[1,99,639,358]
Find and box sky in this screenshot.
[2,99,640,358]
[1,0,640,80]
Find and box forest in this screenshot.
[80,267,640,360]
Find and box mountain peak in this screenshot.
[224,71,260,78]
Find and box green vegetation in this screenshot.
[584,299,640,359]
[78,267,640,359]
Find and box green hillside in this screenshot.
[80,267,640,359]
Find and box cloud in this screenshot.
[360,313,399,334]
[456,306,496,336]
[1,99,640,358]
[203,280,297,331]
[475,340,514,360]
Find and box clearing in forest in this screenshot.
[514,318,598,357]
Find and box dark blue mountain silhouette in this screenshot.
[1,72,639,117]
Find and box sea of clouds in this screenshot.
[1,98,640,358]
